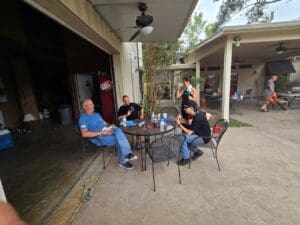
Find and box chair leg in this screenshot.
[178,161,182,184]
[102,149,106,170]
[215,149,221,171]
[188,149,191,169]
[141,145,144,171]
[178,146,182,184]
[211,146,216,158]
[81,139,86,154]
[152,159,156,192]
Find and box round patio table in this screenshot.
[121,119,175,171]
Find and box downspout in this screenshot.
[136,42,143,99]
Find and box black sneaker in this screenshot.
[177,158,190,166]
[119,161,134,170]
[192,150,204,161]
[125,153,138,161]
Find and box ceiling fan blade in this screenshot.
[115,26,138,32]
[129,29,141,41]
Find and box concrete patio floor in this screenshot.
[71,100,300,225]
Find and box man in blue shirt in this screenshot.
[79,99,137,169]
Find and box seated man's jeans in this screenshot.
[181,134,205,159]
[91,128,132,164]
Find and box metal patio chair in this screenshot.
[74,122,115,170]
[177,119,229,184]
[145,136,177,192]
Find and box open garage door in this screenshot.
[0,1,117,224]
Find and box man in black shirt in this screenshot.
[117,95,144,148]
[117,95,144,121]
[176,100,211,166]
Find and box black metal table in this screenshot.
[121,120,175,191]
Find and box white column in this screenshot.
[195,60,201,104]
[221,38,233,121]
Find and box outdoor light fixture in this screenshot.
[233,36,241,47]
[140,26,153,35]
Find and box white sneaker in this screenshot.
[125,153,138,161]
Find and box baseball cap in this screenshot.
[183,100,198,111]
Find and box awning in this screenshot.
[266,60,296,75]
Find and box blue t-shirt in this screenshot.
[78,113,105,132]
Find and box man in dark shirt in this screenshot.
[117,95,144,148]
[117,95,144,121]
[176,100,211,166]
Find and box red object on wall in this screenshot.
[99,72,115,123]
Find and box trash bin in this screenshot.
[0,129,14,151]
[58,105,73,125]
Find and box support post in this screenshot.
[196,60,201,104]
[221,38,233,122]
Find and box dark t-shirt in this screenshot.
[189,111,211,144]
[117,103,141,120]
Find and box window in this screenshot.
[158,81,171,100]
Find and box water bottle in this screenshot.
[122,117,127,127]
[237,90,241,99]
[162,113,167,123]
[160,118,165,131]
[151,112,155,123]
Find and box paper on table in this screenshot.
[102,126,113,131]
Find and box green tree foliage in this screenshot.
[142,42,180,115]
[213,0,286,29]
[204,22,219,38]
[180,12,207,54]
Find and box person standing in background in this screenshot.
[176,77,198,124]
[261,75,278,112]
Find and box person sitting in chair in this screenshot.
[176,100,211,166]
[117,95,144,149]
[79,99,137,170]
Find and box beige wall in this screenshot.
[235,63,265,97]
[199,62,266,97]
[290,58,300,82]
[114,42,143,107]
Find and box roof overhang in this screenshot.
[266,60,296,75]
[185,21,300,66]
[89,0,197,42]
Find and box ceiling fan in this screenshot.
[275,42,300,54]
[124,3,154,41]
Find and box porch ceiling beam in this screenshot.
[185,37,226,64]
[227,28,300,44]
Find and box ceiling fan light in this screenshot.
[276,49,284,54]
[140,26,153,35]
